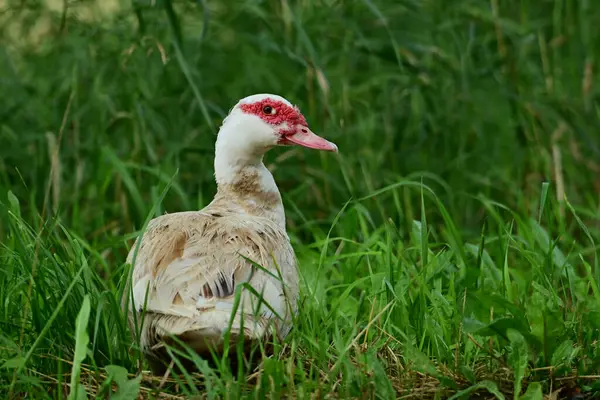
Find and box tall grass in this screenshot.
[1,0,599,398]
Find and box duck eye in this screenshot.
[262,105,276,115]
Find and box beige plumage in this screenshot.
[122,94,338,374]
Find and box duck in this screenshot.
[123,93,338,374]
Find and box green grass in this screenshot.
[1,0,600,398]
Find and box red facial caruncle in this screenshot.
[239,97,338,152]
[239,99,308,137]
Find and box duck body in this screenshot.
[123,94,337,373]
[126,168,298,372]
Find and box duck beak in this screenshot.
[282,125,338,152]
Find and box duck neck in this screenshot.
[213,140,286,228]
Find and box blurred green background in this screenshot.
[3,0,598,244]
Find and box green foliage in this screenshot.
[68,295,90,400]
[1,0,600,398]
[101,365,142,400]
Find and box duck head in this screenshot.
[216,93,338,156]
